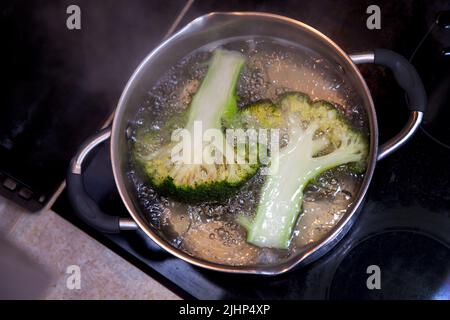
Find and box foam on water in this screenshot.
[128,37,367,266]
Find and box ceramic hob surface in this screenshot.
[2,0,449,299]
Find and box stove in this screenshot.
[53,129,450,299]
[0,0,186,210]
[3,0,450,299]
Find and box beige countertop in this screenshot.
[0,195,180,299]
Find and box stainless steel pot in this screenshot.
[67,12,426,275]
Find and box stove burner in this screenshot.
[328,231,450,300]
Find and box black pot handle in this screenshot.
[349,49,426,160]
[67,128,138,233]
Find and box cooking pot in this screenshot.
[67,12,426,275]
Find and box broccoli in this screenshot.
[239,92,368,249]
[134,49,260,201]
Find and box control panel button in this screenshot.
[18,187,33,200]
[3,178,17,191]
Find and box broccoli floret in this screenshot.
[134,50,260,201]
[224,100,283,130]
[240,92,369,249]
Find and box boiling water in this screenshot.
[128,37,367,266]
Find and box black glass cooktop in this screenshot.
[0,0,186,210]
[3,0,449,299]
[53,127,450,299]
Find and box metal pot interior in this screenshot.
[111,12,378,274]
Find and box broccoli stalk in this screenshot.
[185,49,244,132]
[240,93,368,249]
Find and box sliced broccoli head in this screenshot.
[240,92,369,249]
[133,50,260,201]
[224,100,283,130]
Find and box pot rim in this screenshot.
[110,11,378,275]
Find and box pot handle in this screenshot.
[66,128,138,233]
[349,49,426,160]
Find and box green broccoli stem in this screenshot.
[185,50,245,132]
[243,122,363,249]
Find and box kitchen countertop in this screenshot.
[0,195,180,299]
